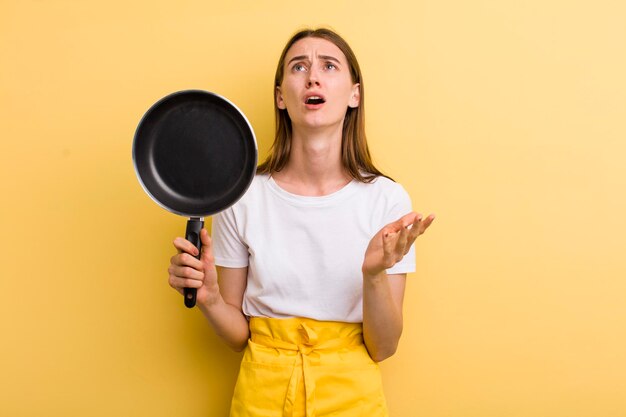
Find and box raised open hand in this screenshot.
[362,212,435,277]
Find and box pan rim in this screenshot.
[132,89,258,218]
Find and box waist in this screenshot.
[249,317,364,353]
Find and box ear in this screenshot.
[348,83,360,108]
[276,86,286,109]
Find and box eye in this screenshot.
[292,63,307,72]
[324,63,337,70]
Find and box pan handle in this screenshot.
[184,218,204,308]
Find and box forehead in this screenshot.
[284,37,348,63]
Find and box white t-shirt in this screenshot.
[212,174,416,323]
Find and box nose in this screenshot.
[306,67,320,88]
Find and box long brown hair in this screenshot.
[256,28,389,183]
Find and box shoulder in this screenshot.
[215,174,269,218]
[356,175,410,202]
[248,173,270,189]
[355,176,413,221]
[368,175,403,191]
[234,173,270,201]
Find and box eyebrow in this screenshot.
[286,54,341,65]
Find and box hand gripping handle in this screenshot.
[183,218,204,308]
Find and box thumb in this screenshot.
[199,228,215,265]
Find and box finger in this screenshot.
[383,230,400,266]
[413,212,437,234]
[169,275,203,290]
[400,215,422,253]
[168,264,204,280]
[414,213,435,236]
[421,214,436,231]
[395,212,419,229]
[168,260,205,291]
[394,226,409,259]
[170,252,203,269]
[173,237,200,257]
[383,212,417,236]
[199,229,215,265]
[168,275,185,295]
[407,214,423,241]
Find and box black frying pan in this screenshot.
[132,90,257,308]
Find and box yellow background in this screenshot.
[1,1,625,416]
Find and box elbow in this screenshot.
[232,345,246,353]
[224,333,249,352]
[230,339,248,352]
[369,343,398,363]
[362,315,403,362]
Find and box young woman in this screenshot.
[168,28,434,417]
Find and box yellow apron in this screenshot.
[230,317,388,417]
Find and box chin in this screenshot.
[298,114,345,131]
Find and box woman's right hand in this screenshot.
[168,228,221,307]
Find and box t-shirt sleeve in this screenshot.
[384,183,417,275]
[211,207,249,268]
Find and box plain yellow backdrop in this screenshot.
[1,1,625,416]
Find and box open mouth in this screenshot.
[305,96,326,105]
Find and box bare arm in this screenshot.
[169,229,250,351]
[362,212,435,362]
[363,273,406,362]
[198,265,250,351]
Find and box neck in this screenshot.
[273,124,351,196]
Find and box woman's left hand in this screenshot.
[362,212,435,277]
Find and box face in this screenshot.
[276,37,360,131]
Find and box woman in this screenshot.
[168,28,434,417]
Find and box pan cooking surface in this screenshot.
[133,90,257,217]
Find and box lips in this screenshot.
[304,94,326,105]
